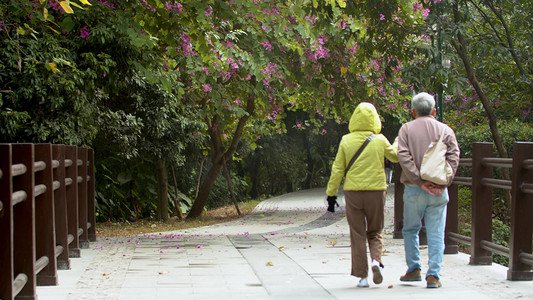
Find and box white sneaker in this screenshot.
[371,259,383,284]
[357,277,369,288]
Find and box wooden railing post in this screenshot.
[1,143,98,298]
[0,144,14,300]
[507,142,533,280]
[469,142,494,265]
[34,144,58,285]
[87,149,96,242]
[12,143,37,299]
[65,146,80,258]
[445,182,459,254]
[77,147,89,249]
[52,145,71,269]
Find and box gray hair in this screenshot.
[412,92,435,116]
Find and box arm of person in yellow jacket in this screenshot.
[326,138,347,197]
[384,135,399,163]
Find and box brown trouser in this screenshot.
[344,190,386,278]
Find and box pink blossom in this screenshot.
[180,33,195,56]
[164,1,183,14]
[260,41,272,51]
[338,19,348,29]
[204,8,213,16]
[380,14,386,20]
[305,15,317,24]
[202,83,212,93]
[98,0,115,9]
[48,0,63,12]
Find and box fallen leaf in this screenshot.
[102,273,110,276]
[266,261,274,266]
[279,246,286,251]
[388,285,394,288]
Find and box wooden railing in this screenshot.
[393,142,533,281]
[0,144,96,300]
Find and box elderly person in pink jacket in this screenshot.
[326,102,398,288]
[397,92,460,288]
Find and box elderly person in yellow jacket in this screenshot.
[326,102,398,288]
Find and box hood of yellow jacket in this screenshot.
[348,102,382,134]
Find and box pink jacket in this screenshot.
[397,115,460,186]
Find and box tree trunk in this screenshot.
[187,153,225,218]
[169,165,183,220]
[223,156,241,216]
[156,159,169,221]
[452,1,508,160]
[187,95,256,219]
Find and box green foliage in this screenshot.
[492,219,510,266]
[95,157,158,221]
[454,120,533,160]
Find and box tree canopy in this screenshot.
[1,0,531,221]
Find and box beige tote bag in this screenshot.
[420,127,453,185]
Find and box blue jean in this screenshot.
[402,184,449,279]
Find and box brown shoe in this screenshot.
[426,275,442,288]
[400,269,422,282]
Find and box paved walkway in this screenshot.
[38,186,533,299]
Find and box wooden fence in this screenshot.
[394,142,533,281]
[0,144,96,299]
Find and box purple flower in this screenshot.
[379,14,386,20]
[79,26,91,40]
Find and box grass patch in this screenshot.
[96,200,261,238]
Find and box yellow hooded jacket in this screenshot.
[326,102,398,196]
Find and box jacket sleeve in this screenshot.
[384,135,399,163]
[397,125,424,186]
[326,139,347,196]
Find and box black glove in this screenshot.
[327,195,338,212]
